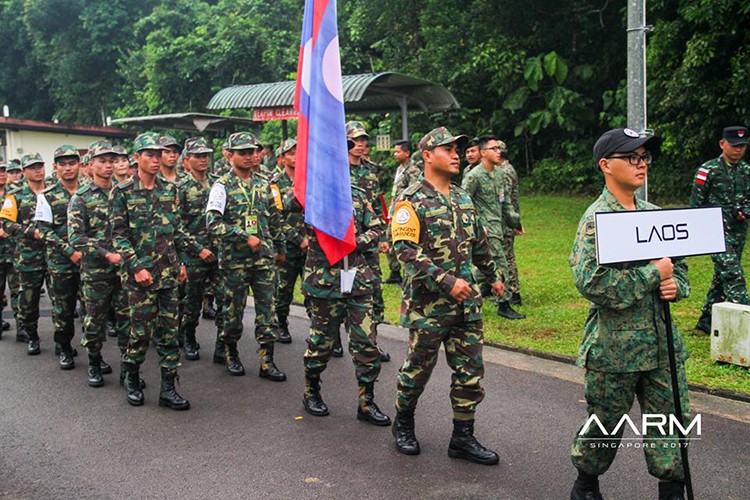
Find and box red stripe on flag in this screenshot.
[695,179,705,185]
[315,222,356,266]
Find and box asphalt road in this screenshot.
[1,298,748,499]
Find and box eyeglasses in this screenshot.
[607,153,652,166]
[481,146,504,152]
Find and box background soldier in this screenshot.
[462,135,524,320]
[391,127,502,465]
[112,145,131,184]
[463,137,480,173]
[68,141,130,387]
[690,125,750,333]
[111,132,201,410]
[0,163,11,334]
[569,129,689,500]
[205,131,287,382]
[0,153,49,354]
[498,140,525,306]
[6,160,23,188]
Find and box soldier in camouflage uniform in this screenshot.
[0,153,49,354]
[69,141,131,387]
[0,163,12,334]
[497,141,525,306]
[569,129,690,500]
[346,121,390,362]
[462,135,524,320]
[463,137,481,174]
[111,132,206,410]
[37,145,84,369]
[205,131,287,381]
[112,145,131,184]
[178,137,219,361]
[270,139,306,344]
[690,125,750,334]
[296,183,390,426]
[391,127,502,465]
[158,135,188,185]
[1,162,23,335]
[6,160,23,188]
[384,140,421,285]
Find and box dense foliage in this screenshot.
[1,0,747,202]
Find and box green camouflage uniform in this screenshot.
[500,158,522,295]
[205,167,286,365]
[387,160,422,276]
[0,182,13,327]
[690,155,750,315]
[38,180,81,348]
[392,177,499,421]
[68,182,130,354]
[301,186,383,404]
[111,168,200,371]
[569,187,691,482]
[461,163,521,302]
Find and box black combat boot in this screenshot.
[391,409,420,455]
[27,336,40,355]
[384,271,401,284]
[331,333,344,358]
[695,313,711,334]
[496,302,526,320]
[213,337,225,364]
[303,377,329,416]
[59,343,75,370]
[87,353,104,387]
[447,419,499,465]
[276,316,292,344]
[202,294,216,320]
[509,292,522,306]
[356,382,391,426]
[224,342,245,376]
[100,357,112,375]
[570,470,604,500]
[378,346,391,362]
[106,320,117,338]
[258,344,287,381]
[658,481,685,500]
[119,361,146,389]
[159,368,190,411]
[183,325,200,361]
[55,342,80,357]
[16,328,29,343]
[2,319,10,331]
[123,363,144,406]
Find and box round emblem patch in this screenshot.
[623,128,639,138]
[395,207,411,224]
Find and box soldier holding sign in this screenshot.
[569,129,690,500]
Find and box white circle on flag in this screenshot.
[322,36,344,103]
[301,39,312,94]
[396,207,411,224]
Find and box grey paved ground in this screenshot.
[1,298,748,499]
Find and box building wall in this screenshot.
[2,130,104,176]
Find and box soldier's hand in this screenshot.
[70,251,82,265]
[199,248,215,263]
[449,278,473,302]
[33,228,42,240]
[0,228,8,238]
[105,252,122,266]
[275,253,286,264]
[247,235,261,252]
[650,257,673,280]
[378,241,390,253]
[659,278,678,301]
[514,228,525,236]
[491,280,505,297]
[134,269,153,287]
[738,211,747,222]
[179,265,187,284]
[300,238,309,252]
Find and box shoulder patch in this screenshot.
[33,193,53,223]
[270,184,283,210]
[391,200,420,244]
[0,195,18,222]
[206,182,227,214]
[584,220,596,236]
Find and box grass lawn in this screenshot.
[377,194,750,396]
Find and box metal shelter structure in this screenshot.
[206,72,461,140]
[110,112,259,136]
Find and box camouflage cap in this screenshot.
[129,155,137,167]
[159,135,182,150]
[498,140,508,152]
[21,152,44,168]
[227,131,261,150]
[279,138,297,155]
[418,127,469,152]
[112,145,129,157]
[6,161,21,172]
[87,140,115,159]
[53,144,80,160]
[81,154,90,165]
[184,136,214,154]
[345,121,369,140]
[133,132,167,152]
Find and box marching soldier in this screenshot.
[0,163,12,334]
[498,140,525,306]
[391,127,502,465]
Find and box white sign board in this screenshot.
[595,206,725,265]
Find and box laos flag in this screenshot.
[293,0,355,265]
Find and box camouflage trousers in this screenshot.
[181,261,223,335]
[396,319,486,421]
[701,235,749,316]
[364,251,384,324]
[503,229,520,295]
[7,266,19,319]
[0,262,10,313]
[81,275,130,354]
[571,363,691,482]
[48,271,80,346]
[303,295,381,384]
[220,265,275,348]
[474,234,510,304]
[275,253,305,324]
[16,270,45,340]
[122,286,180,370]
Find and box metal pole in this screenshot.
[627,0,652,201]
[398,96,408,140]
